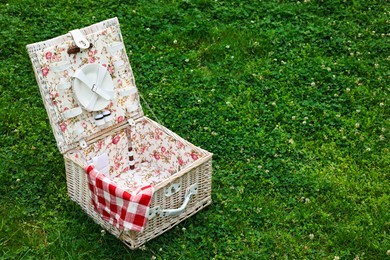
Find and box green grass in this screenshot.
[1,0,389,259]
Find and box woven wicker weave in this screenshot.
[27,18,212,249]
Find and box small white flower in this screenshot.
[292,116,296,120]
[334,93,339,97]
[336,114,341,118]
[305,198,310,204]
[311,82,316,86]
[346,87,351,92]
[271,102,276,106]
[374,63,379,68]
[182,227,186,231]
[265,169,269,173]
[380,102,384,107]
[327,67,331,71]
[258,165,263,169]
[225,45,230,49]
[334,256,340,260]
[302,120,307,125]
[185,59,189,62]
[151,256,157,260]
[355,123,360,128]
[198,99,202,103]
[381,127,386,132]
[211,88,215,92]
[159,248,163,252]
[16,179,20,182]
[173,39,177,44]
[288,139,294,144]
[309,234,314,240]
[356,110,361,113]
[366,147,371,152]
[146,27,150,31]
[230,56,234,59]
[304,116,308,120]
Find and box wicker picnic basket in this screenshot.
[26,17,212,249]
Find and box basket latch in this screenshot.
[68,29,92,54]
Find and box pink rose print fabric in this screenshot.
[68,118,205,192]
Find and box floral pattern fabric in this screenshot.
[35,25,140,152]
[68,118,205,191]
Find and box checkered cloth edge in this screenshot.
[85,165,154,232]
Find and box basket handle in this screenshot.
[152,183,198,218]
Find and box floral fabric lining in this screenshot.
[36,25,139,149]
[68,118,204,191]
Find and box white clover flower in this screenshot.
[311,82,316,86]
[336,114,341,118]
[379,135,385,141]
[334,256,340,260]
[271,102,276,106]
[211,88,215,92]
[356,110,361,113]
[292,116,296,120]
[380,102,384,107]
[225,45,230,49]
[302,120,307,125]
[185,58,189,62]
[173,39,177,44]
[346,87,351,92]
[146,27,150,31]
[151,256,157,260]
[366,147,371,152]
[182,227,186,231]
[309,234,314,240]
[355,123,360,128]
[288,139,294,144]
[265,169,269,173]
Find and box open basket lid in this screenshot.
[26,18,144,153]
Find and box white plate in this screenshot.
[73,64,114,112]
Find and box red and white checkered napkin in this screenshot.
[85,165,154,232]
